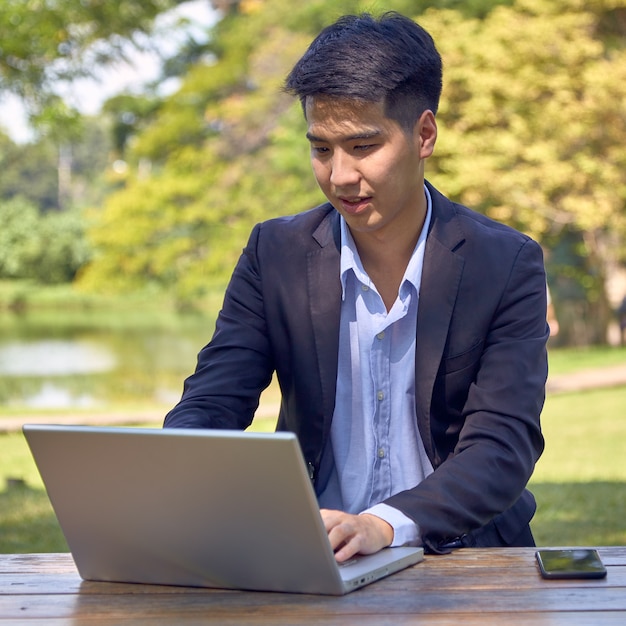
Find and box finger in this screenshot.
[326,517,365,562]
[332,515,393,562]
[333,535,361,563]
[326,518,353,551]
[319,508,343,532]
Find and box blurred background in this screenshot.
[1,0,626,551]
[1,0,626,415]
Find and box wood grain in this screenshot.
[1,548,624,625]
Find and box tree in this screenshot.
[1,1,216,217]
[79,16,323,306]
[0,118,113,212]
[0,0,193,129]
[80,0,626,342]
[420,0,626,344]
[0,131,59,211]
[0,197,90,283]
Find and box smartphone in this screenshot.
[536,549,607,580]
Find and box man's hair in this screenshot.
[284,12,443,132]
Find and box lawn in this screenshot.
[1,346,625,553]
[529,385,626,546]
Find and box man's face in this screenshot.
[305,97,436,242]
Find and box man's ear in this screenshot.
[416,110,437,159]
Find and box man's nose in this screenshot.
[329,151,360,188]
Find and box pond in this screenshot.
[0,310,215,412]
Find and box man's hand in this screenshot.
[320,509,394,563]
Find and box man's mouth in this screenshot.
[338,196,372,214]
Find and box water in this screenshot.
[0,311,214,411]
[0,340,116,376]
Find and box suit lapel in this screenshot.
[308,208,342,446]
[416,184,465,461]
[304,193,466,466]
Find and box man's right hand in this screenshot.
[320,508,394,562]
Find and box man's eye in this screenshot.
[312,146,329,155]
[354,144,375,152]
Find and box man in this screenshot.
[164,12,548,560]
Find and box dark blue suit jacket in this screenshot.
[164,181,549,552]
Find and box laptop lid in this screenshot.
[23,425,423,595]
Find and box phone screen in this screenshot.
[536,549,607,579]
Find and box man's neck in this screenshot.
[351,211,426,312]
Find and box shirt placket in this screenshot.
[370,322,392,504]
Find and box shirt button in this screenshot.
[378,448,386,459]
[377,391,384,401]
[361,284,369,292]
[376,331,385,340]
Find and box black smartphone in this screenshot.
[535,549,607,580]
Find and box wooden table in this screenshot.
[1,547,625,624]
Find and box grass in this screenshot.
[530,386,626,546]
[0,279,228,319]
[0,485,69,553]
[0,413,279,555]
[547,344,626,375]
[1,348,625,553]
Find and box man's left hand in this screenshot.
[320,509,394,562]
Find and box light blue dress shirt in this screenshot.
[318,187,435,547]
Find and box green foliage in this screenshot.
[0,0,187,132]
[0,198,91,284]
[0,131,59,211]
[420,0,626,340]
[0,0,611,336]
[102,94,162,156]
[80,13,325,305]
[69,118,115,207]
[423,0,626,242]
[80,165,230,301]
[0,119,113,213]
[81,0,626,320]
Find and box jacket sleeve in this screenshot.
[163,223,274,430]
[385,236,548,549]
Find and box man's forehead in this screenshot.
[304,95,383,118]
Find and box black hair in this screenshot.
[284,12,443,131]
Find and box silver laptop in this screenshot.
[23,424,423,595]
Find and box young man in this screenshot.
[164,12,549,560]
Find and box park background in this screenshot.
[1,0,625,551]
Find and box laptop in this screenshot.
[23,424,423,595]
